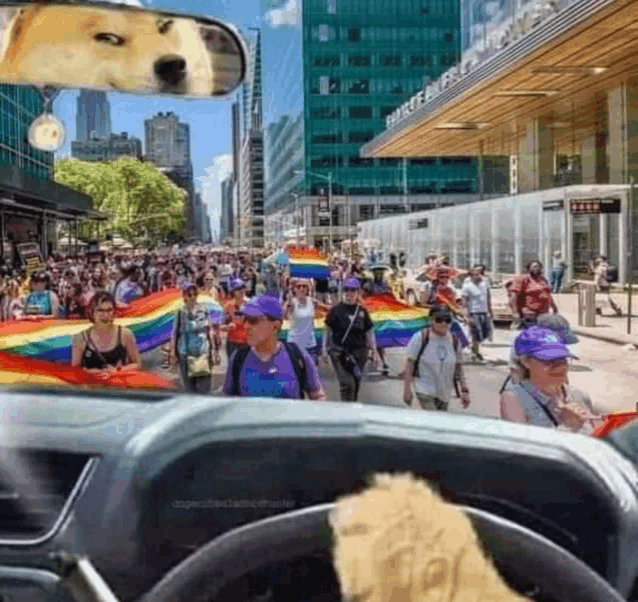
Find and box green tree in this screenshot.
[54,157,186,242]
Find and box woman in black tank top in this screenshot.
[71,291,141,374]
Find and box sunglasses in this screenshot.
[344,287,359,292]
[243,316,266,325]
[433,317,452,324]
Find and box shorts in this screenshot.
[415,393,448,411]
[469,313,490,343]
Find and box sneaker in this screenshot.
[475,351,484,361]
[329,473,528,602]
[382,363,390,376]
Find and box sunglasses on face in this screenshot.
[243,316,267,325]
[433,317,452,324]
[344,288,358,293]
[536,357,568,366]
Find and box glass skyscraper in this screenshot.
[303,0,479,210]
[76,90,112,142]
[0,84,53,181]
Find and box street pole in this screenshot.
[628,176,634,335]
[403,158,408,213]
[294,193,300,244]
[328,172,333,253]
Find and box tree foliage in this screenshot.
[54,157,186,242]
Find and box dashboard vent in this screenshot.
[0,450,96,544]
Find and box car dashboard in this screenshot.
[1,388,638,601]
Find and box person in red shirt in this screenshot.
[223,279,249,359]
[509,260,558,327]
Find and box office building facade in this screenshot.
[237,29,265,248]
[71,132,142,162]
[144,111,195,238]
[76,90,111,142]
[220,175,233,243]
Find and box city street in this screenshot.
[143,326,638,417]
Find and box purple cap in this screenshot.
[343,277,361,290]
[514,326,570,361]
[181,281,197,292]
[240,295,283,320]
[229,278,246,292]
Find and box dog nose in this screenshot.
[154,55,187,86]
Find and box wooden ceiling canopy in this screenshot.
[362,0,638,157]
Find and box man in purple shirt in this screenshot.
[223,295,327,400]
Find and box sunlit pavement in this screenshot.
[142,327,638,416]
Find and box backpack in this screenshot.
[413,327,461,379]
[229,341,310,398]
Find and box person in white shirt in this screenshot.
[461,266,493,361]
[402,305,471,411]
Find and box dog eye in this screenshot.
[94,33,125,46]
[158,19,173,34]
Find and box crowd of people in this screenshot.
[0,243,609,434]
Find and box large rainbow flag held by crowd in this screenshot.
[287,247,330,280]
[0,289,223,364]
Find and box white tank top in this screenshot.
[288,298,316,350]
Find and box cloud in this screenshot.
[196,154,232,233]
[265,0,300,28]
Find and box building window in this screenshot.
[328,0,336,13]
[311,133,341,143]
[349,187,375,195]
[349,79,369,94]
[349,106,372,118]
[410,158,437,165]
[392,85,403,94]
[313,56,340,67]
[380,186,401,194]
[348,27,360,42]
[311,107,340,118]
[320,76,329,95]
[348,54,371,66]
[349,156,374,167]
[444,32,454,43]
[348,131,374,143]
[380,55,401,67]
[410,184,437,193]
[379,158,400,166]
[360,205,374,220]
[409,55,427,67]
[441,157,474,165]
[319,24,329,42]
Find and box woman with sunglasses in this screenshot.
[403,305,470,411]
[72,292,141,375]
[170,282,216,394]
[500,326,603,433]
[284,279,326,363]
[322,278,380,402]
[24,271,59,317]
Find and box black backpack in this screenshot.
[228,342,310,398]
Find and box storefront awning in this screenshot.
[361,0,638,157]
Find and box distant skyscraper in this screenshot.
[238,28,265,248]
[76,90,111,142]
[144,111,195,238]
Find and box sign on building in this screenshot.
[542,199,564,211]
[408,218,429,230]
[17,242,44,274]
[317,189,330,216]
[570,198,621,215]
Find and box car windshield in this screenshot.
[0,0,631,440]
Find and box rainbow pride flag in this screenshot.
[281,293,429,348]
[0,351,176,390]
[287,248,330,280]
[0,289,223,363]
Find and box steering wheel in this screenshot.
[139,503,625,602]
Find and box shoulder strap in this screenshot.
[340,301,360,346]
[413,328,430,378]
[283,341,309,397]
[230,346,252,396]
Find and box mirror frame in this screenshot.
[0,0,249,99]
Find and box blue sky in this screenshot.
[52,0,262,236]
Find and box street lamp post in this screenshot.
[294,170,333,252]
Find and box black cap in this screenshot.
[429,305,452,320]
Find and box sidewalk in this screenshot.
[554,292,638,346]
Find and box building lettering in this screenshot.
[384,0,560,131]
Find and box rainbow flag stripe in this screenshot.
[0,351,176,389]
[0,289,223,363]
[280,294,429,348]
[288,248,330,280]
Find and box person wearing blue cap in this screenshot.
[322,277,380,402]
[223,295,326,400]
[500,326,604,432]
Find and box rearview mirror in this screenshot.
[0,2,247,97]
